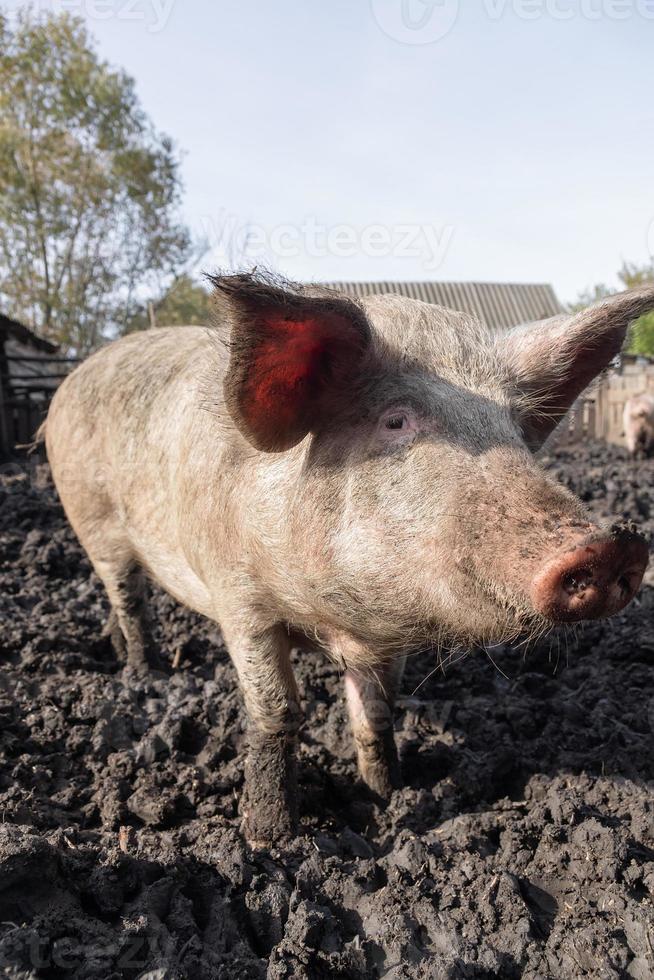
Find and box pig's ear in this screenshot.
[209,273,372,452]
[502,286,654,450]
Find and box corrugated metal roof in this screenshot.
[320,281,564,331]
[0,313,58,354]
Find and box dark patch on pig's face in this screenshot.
[305,371,524,471]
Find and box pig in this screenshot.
[43,276,654,845]
[624,393,654,457]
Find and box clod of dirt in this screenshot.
[1,443,654,977]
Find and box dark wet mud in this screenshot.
[0,443,653,979]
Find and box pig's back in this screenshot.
[45,327,238,614]
[48,326,226,490]
[51,326,221,434]
[49,326,227,457]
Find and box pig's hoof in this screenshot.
[241,808,296,850]
[357,736,402,802]
[125,642,168,675]
[103,615,127,661]
[362,766,402,803]
[240,784,297,848]
[241,731,299,848]
[121,650,164,684]
[124,657,150,678]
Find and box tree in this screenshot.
[0,10,194,353]
[569,282,614,314]
[125,274,211,331]
[619,262,654,357]
[572,262,654,357]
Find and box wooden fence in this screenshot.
[555,360,654,447]
[0,353,79,457]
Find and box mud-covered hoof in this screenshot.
[357,732,402,803]
[103,614,127,661]
[124,641,168,675]
[124,656,151,678]
[103,621,151,672]
[241,731,298,847]
[240,807,296,849]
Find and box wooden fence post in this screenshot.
[0,369,9,459]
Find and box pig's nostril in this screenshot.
[561,568,593,595]
[617,573,634,599]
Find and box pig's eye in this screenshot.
[378,409,418,443]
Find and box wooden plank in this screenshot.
[4,355,80,364]
[587,401,596,438]
[0,334,11,459]
[0,369,10,459]
[15,404,29,446]
[596,383,608,439]
[607,388,633,403]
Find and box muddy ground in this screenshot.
[0,443,653,979]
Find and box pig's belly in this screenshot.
[131,536,217,621]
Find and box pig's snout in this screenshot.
[530,528,649,622]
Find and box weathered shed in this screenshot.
[0,313,71,458]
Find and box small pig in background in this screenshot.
[623,393,654,457]
[43,276,654,846]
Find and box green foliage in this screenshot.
[125,274,211,332]
[619,262,654,357]
[0,10,194,352]
[626,312,654,357]
[572,262,654,357]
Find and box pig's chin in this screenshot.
[438,578,552,650]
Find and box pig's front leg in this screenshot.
[343,653,405,800]
[224,621,301,847]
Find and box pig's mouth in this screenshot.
[464,573,553,647]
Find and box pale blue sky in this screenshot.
[19,0,654,303]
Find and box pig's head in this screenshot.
[210,273,654,652]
